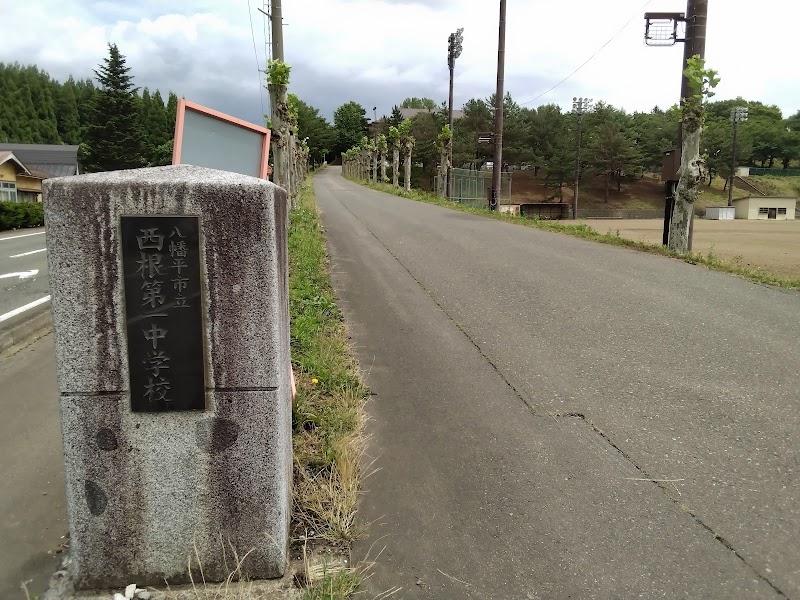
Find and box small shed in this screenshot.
[705,206,735,220]
[732,197,796,220]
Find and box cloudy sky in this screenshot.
[4,1,799,126]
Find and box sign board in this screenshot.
[172,99,271,179]
[120,215,206,412]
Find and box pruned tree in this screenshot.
[388,125,401,187]
[378,134,388,183]
[267,59,292,197]
[670,56,719,252]
[399,119,415,191]
[437,125,452,196]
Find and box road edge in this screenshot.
[0,301,53,358]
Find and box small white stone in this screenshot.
[114,594,127,600]
[125,583,137,598]
[137,592,152,600]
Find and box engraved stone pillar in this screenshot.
[43,165,292,588]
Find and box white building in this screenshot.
[732,197,796,220]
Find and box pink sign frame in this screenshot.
[172,99,271,179]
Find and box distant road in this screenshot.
[0,228,50,321]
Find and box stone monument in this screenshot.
[43,165,292,589]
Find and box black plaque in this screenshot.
[120,215,205,412]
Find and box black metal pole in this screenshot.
[447,59,454,199]
[491,0,506,210]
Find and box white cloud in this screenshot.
[1,0,798,126]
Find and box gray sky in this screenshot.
[4,1,799,125]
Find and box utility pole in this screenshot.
[572,97,592,220]
[681,0,707,251]
[490,0,506,210]
[271,0,284,61]
[728,106,748,207]
[447,27,464,200]
[646,1,707,249]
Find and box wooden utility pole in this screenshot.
[490,0,506,210]
[678,0,707,251]
[271,0,284,61]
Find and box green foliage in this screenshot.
[295,98,336,164]
[683,55,720,100]
[266,59,291,86]
[0,58,177,170]
[400,97,438,110]
[83,44,146,172]
[438,124,452,143]
[377,134,388,154]
[333,101,368,156]
[387,125,401,147]
[0,201,44,231]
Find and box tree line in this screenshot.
[311,93,800,200]
[0,51,178,171]
[4,50,797,195]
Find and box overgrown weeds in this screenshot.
[346,176,800,290]
[289,178,369,554]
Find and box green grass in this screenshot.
[345,176,800,291]
[749,175,800,198]
[302,569,364,600]
[289,175,369,559]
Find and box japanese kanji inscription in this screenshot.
[120,215,205,412]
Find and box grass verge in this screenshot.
[289,175,369,597]
[345,176,800,291]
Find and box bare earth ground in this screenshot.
[580,218,800,277]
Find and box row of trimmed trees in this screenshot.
[266,60,310,207]
[341,119,416,190]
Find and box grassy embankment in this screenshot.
[345,176,800,291]
[289,176,371,599]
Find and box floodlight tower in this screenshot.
[572,97,593,220]
[728,106,748,207]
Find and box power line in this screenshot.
[519,0,655,106]
[247,0,266,118]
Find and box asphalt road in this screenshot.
[0,227,49,320]
[315,168,800,599]
[0,334,66,599]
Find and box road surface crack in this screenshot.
[556,412,789,598]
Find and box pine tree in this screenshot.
[83,44,146,172]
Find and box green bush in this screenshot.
[0,201,44,231]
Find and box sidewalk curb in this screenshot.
[0,301,53,357]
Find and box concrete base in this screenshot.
[43,557,301,600]
[43,166,292,588]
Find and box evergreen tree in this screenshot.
[388,105,404,129]
[83,44,146,172]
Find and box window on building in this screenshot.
[0,181,17,202]
[758,207,769,215]
[18,190,39,203]
[778,208,787,215]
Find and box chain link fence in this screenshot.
[435,168,512,207]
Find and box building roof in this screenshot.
[398,108,463,121]
[0,150,31,176]
[0,143,79,177]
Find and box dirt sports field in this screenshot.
[579,218,800,278]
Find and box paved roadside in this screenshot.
[315,168,798,599]
[0,227,49,317]
[0,334,66,599]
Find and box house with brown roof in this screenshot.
[0,144,79,203]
